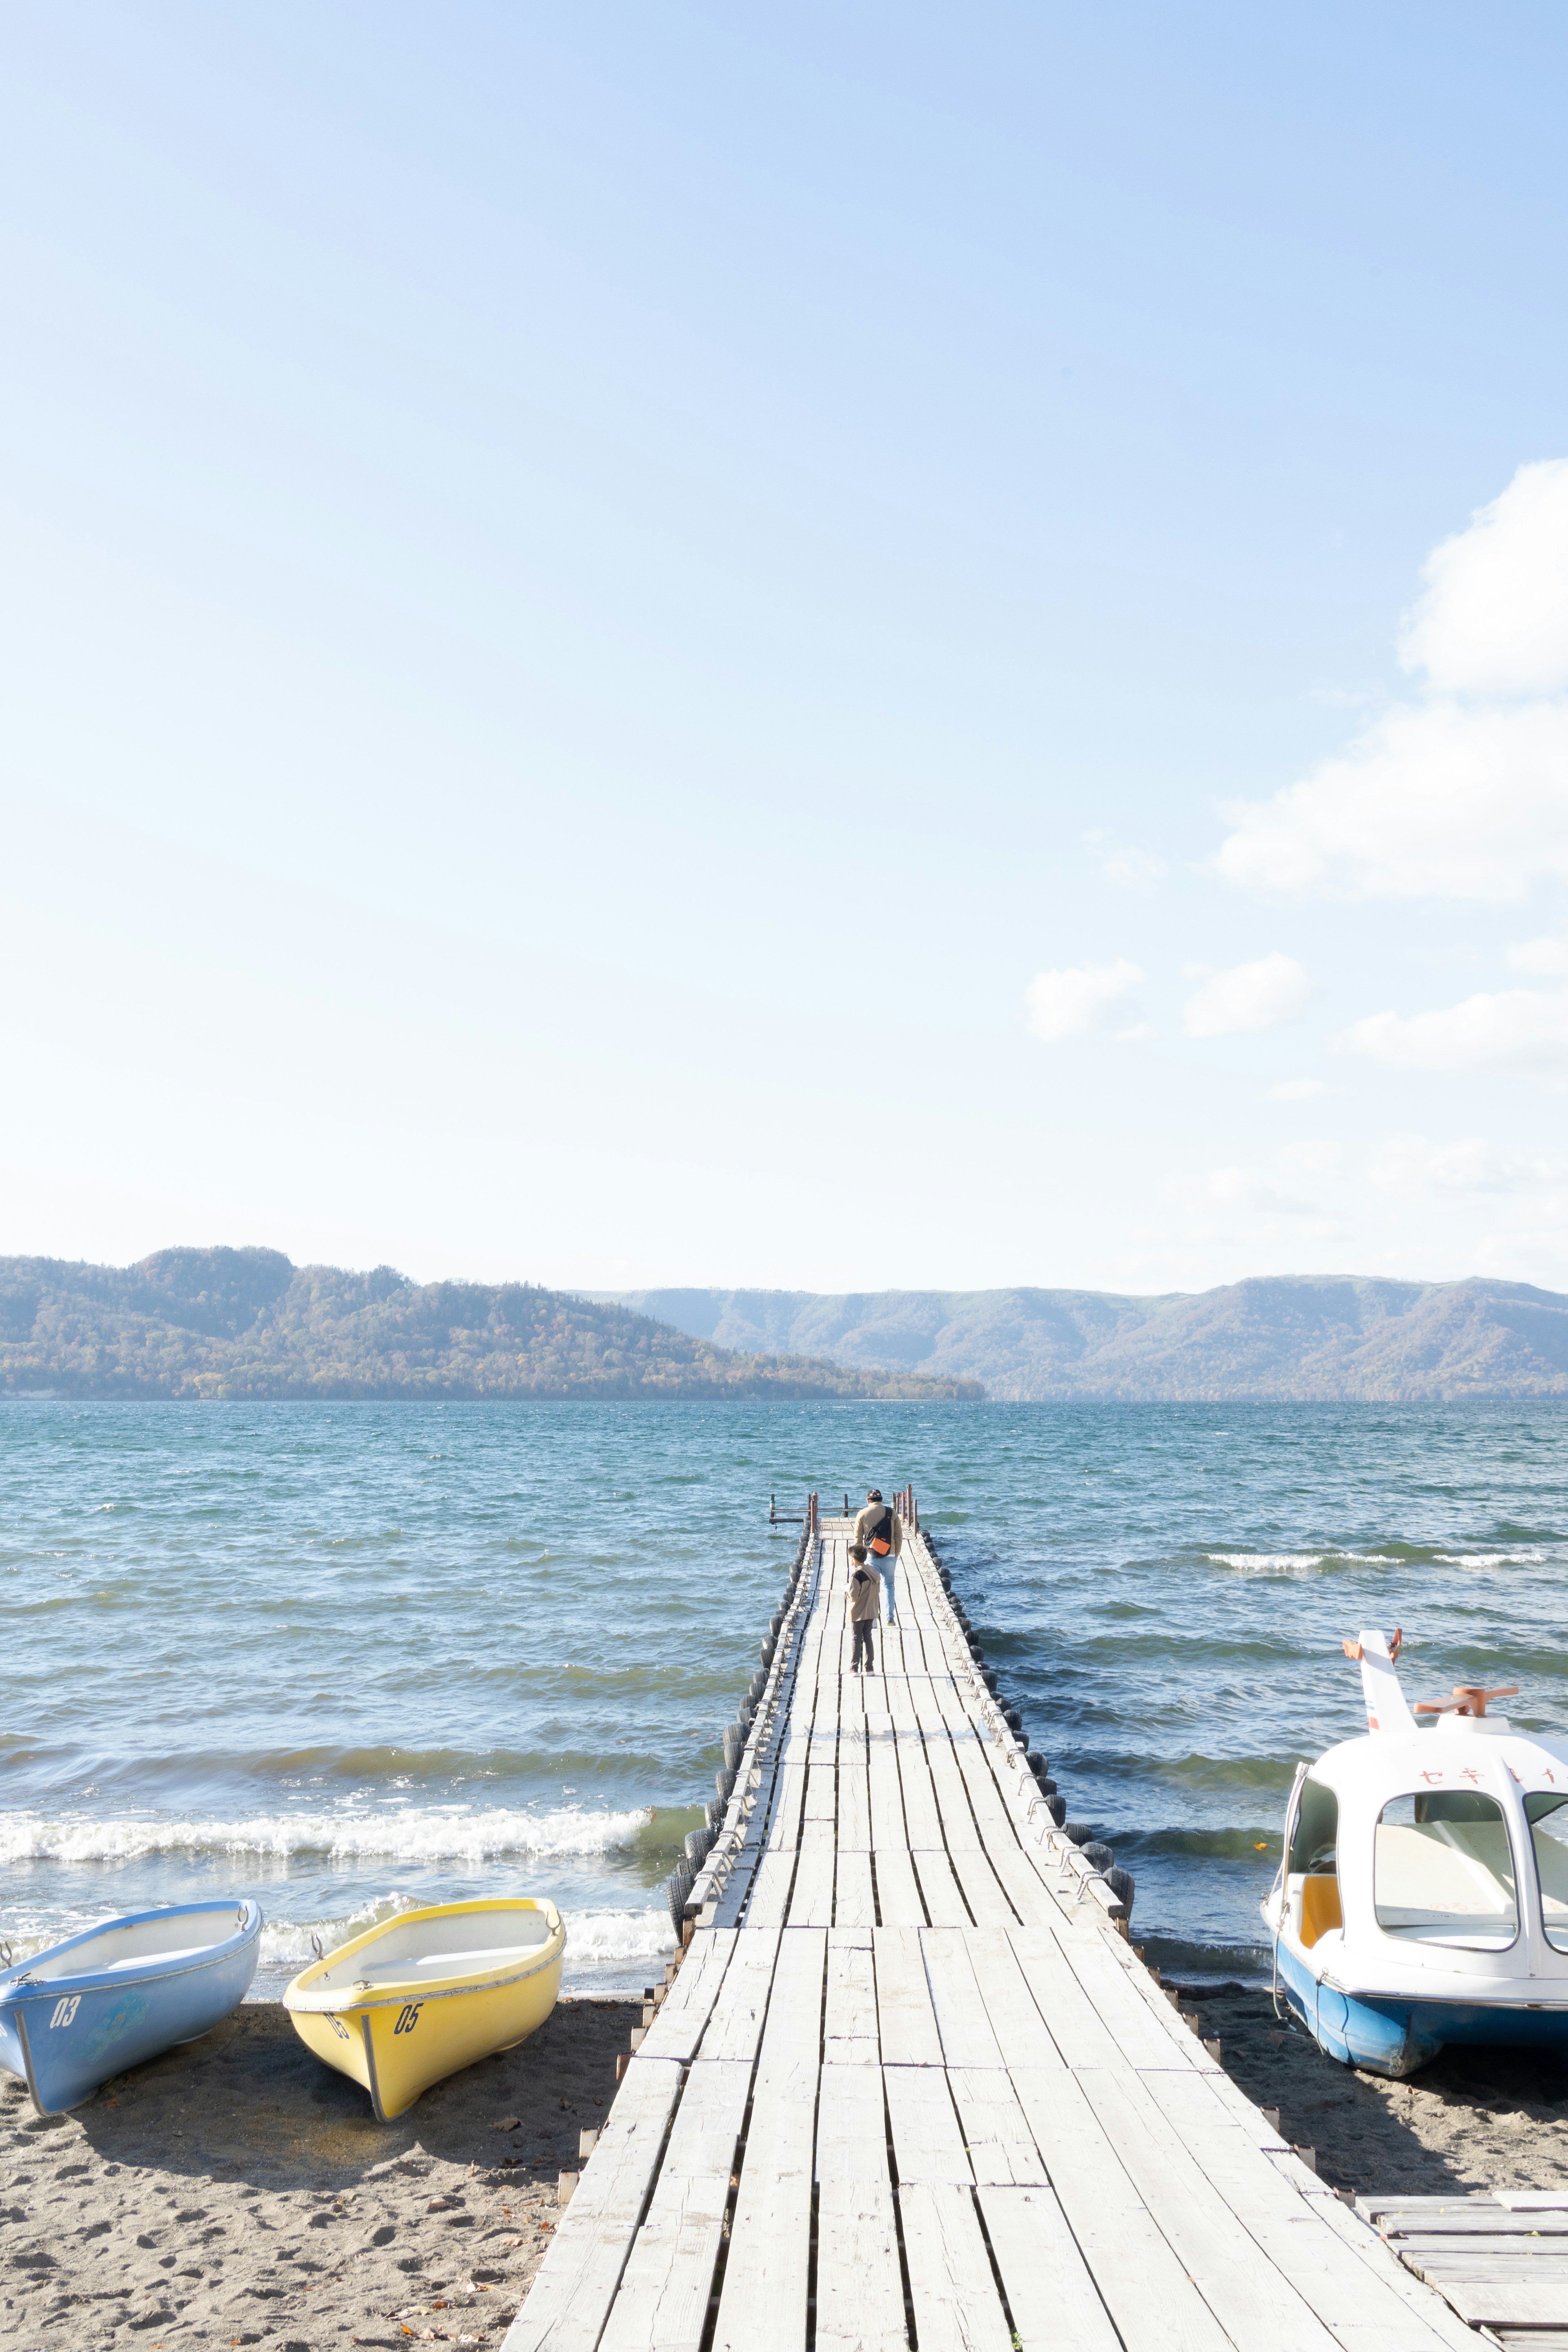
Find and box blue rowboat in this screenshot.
[0,1899,263,2115]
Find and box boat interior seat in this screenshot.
[352,1942,548,1982]
[27,1913,242,1978]
[100,1945,213,1973]
[1300,1873,1343,1947]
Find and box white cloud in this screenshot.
[1509,936,1568,976]
[1214,699,1568,900]
[1182,953,1311,1038]
[1344,986,1568,1074]
[1264,1077,1327,1100]
[1208,1141,1342,1219]
[1082,829,1166,890]
[1102,848,1167,891]
[1369,1135,1568,1198]
[1214,459,1568,901]
[1400,459,1568,697]
[1024,959,1143,1043]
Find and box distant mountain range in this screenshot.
[9,1254,1565,1403]
[598,1277,1568,1401]
[0,1250,976,1402]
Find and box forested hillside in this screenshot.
[0,1249,978,1401]
[605,1276,1568,1401]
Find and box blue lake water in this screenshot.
[4,1398,1566,1992]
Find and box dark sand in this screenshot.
[0,1995,639,2351]
[1187,1981,1568,2196]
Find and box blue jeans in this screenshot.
[877,1554,897,1625]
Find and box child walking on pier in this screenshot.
[847,1543,880,1673]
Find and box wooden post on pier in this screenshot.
[503,1490,1472,2352]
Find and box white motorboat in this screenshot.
[1262,1628,1568,2076]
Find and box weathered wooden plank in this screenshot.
[1007,2067,1236,2351]
[713,2052,815,2352]
[945,1841,1026,1929]
[824,1933,879,2058]
[920,1929,1005,2069]
[1075,2064,1354,2351]
[1362,2201,1568,2236]
[886,2063,973,2183]
[599,2059,754,2351]
[894,1734,946,1849]
[1402,2241,1568,2261]
[838,1755,873,1850]
[913,1846,974,1929]
[978,1833,1068,1928]
[1062,1929,1219,2070]
[637,1931,736,2062]
[873,1925,942,2065]
[922,1731,990,1852]
[743,1848,799,1931]
[949,2066,1049,2185]
[1414,2278,1568,2326]
[979,2184,1122,2351]
[835,1846,877,1929]
[872,1840,927,1928]
[898,2182,1014,2351]
[866,1727,909,1849]
[697,1925,781,2064]
[788,1843,836,1929]
[962,1931,1066,2072]
[1303,2181,1486,2351]
[815,2062,907,2352]
[506,2057,685,2352]
[766,1764,808,1853]
[1004,1931,1126,2070]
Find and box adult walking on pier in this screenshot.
[852,1486,902,1628]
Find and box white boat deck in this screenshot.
[504,1520,1484,2352]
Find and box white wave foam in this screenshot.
[0,1803,652,1867]
[1434,1549,1550,1569]
[562,1909,672,1969]
[1202,1550,1399,1575]
[257,1894,421,1969]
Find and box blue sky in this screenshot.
[4,3,1568,1293]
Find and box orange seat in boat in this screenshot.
[1300,1874,1343,1947]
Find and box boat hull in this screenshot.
[285,1899,566,2121]
[1276,1938,1568,2077]
[0,1903,262,2115]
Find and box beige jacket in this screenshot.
[847,1561,883,1624]
[853,1501,903,1558]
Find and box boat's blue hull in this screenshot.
[0,1904,262,2114]
[1276,1939,1568,2076]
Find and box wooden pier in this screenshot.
[504,1511,1484,2352]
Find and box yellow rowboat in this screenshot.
[283,1898,564,2120]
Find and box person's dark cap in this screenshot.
[867,1488,882,1502]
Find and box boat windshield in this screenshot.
[1526,1793,1568,1953]
[1374,1791,1518,1949]
[1288,1777,1338,1875]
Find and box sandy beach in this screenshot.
[0,1994,639,2350]
[1189,1980,1568,2196]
